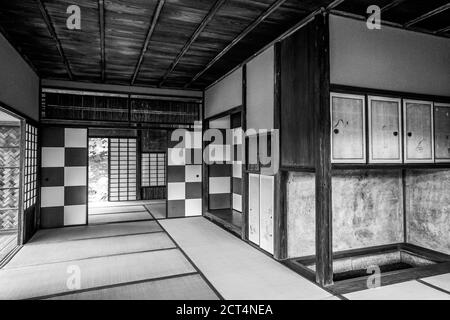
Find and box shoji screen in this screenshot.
[109,138,137,201]
[24,124,38,210]
[141,153,166,187]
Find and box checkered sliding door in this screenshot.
[41,127,88,228]
[167,130,202,218]
[208,128,231,210]
[108,138,137,202]
[232,128,243,212]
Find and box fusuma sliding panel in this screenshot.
[232,128,243,212]
[368,96,402,164]
[259,175,274,255]
[41,127,87,228]
[331,93,366,163]
[434,103,450,163]
[248,173,260,246]
[404,100,434,163]
[109,138,137,201]
[167,130,202,218]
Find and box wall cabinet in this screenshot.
[368,96,402,163]
[330,93,366,163]
[434,103,450,163]
[403,100,434,163]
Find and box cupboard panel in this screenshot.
[259,175,274,255]
[404,100,434,163]
[435,104,450,162]
[331,93,366,163]
[368,96,402,163]
[248,173,260,245]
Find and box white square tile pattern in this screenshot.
[41,148,65,168]
[209,177,230,194]
[185,199,202,217]
[64,167,87,186]
[65,128,87,148]
[64,205,87,225]
[41,187,65,207]
[167,182,186,201]
[168,148,186,166]
[185,165,202,183]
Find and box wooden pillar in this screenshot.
[241,64,248,240]
[314,12,333,287]
[273,42,287,260]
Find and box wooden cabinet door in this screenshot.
[435,104,450,162]
[248,173,260,245]
[368,96,402,163]
[404,100,434,163]
[259,175,274,255]
[331,93,366,163]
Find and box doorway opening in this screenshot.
[0,108,22,263]
[87,130,168,224]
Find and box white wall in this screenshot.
[0,33,39,120]
[247,46,274,131]
[330,15,450,97]
[205,68,242,118]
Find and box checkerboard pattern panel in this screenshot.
[207,128,232,210]
[232,128,243,212]
[41,127,87,228]
[167,130,202,218]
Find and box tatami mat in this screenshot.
[421,273,450,293]
[145,203,167,220]
[89,205,146,215]
[89,211,153,224]
[344,281,450,300]
[29,221,162,244]
[49,274,219,300]
[160,217,333,300]
[0,249,195,300]
[5,233,175,269]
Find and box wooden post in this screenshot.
[241,64,248,240]
[314,13,333,287]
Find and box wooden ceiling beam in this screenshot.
[131,0,165,85]
[185,0,290,88]
[381,0,407,13]
[36,0,73,80]
[98,0,106,82]
[436,25,450,34]
[159,0,227,87]
[404,3,450,28]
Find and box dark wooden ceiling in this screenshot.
[0,0,449,90]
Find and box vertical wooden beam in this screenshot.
[36,0,73,80]
[314,12,333,287]
[98,0,106,82]
[273,41,287,260]
[241,64,248,240]
[131,0,166,85]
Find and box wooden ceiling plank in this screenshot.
[159,0,227,87]
[98,0,105,81]
[131,0,166,85]
[36,0,73,80]
[436,25,450,34]
[185,0,290,88]
[381,0,407,13]
[404,3,450,28]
